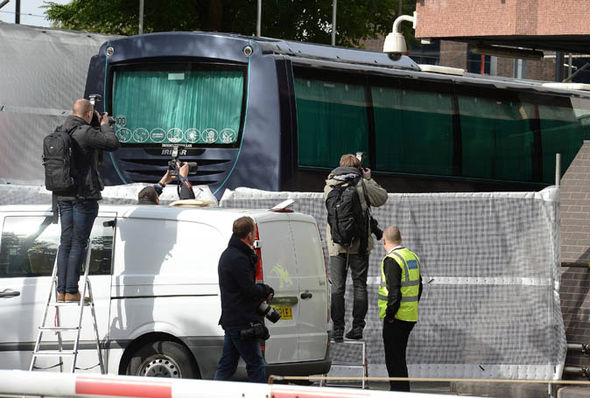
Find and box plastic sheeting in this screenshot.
[0,23,115,184]
[220,187,565,380]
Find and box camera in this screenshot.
[257,301,281,323]
[240,322,270,340]
[168,159,198,177]
[167,145,198,177]
[370,216,383,241]
[88,94,115,126]
[356,151,365,164]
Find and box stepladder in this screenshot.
[29,241,105,374]
[320,340,369,389]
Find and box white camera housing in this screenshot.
[383,12,417,61]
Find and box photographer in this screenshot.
[137,162,195,205]
[55,99,120,302]
[214,216,274,383]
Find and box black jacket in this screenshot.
[57,115,120,200]
[218,234,273,328]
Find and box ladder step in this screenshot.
[39,326,80,331]
[54,301,91,307]
[33,350,76,357]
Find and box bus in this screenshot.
[83,31,590,197]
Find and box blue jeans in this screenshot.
[330,253,369,331]
[214,327,266,383]
[56,200,98,294]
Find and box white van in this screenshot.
[0,204,331,379]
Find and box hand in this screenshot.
[159,170,175,185]
[266,293,274,303]
[362,168,371,179]
[179,162,189,178]
[100,112,109,126]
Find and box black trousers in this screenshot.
[383,318,415,392]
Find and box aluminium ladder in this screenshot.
[29,242,104,373]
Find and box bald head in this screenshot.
[383,226,402,250]
[72,99,94,123]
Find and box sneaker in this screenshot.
[56,292,65,302]
[65,292,90,303]
[345,327,363,340]
[332,329,344,343]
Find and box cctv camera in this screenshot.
[382,31,407,60]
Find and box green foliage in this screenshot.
[44,0,413,47]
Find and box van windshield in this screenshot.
[112,64,245,146]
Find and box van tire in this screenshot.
[125,340,198,379]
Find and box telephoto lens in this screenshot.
[257,301,281,323]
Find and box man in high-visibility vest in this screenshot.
[379,226,422,392]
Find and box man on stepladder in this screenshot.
[51,99,119,302]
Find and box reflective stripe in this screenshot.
[401,280,420,287]
[401,295,419,302]
[392,252,411,284]
[378,294,388,301]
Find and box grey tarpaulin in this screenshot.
[220,187,565,380]
[0,23,116,184]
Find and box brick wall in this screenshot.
[415,0,590,38]
[560,141,590,371]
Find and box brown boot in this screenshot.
[65,292,90,303]
[57,292,65,302]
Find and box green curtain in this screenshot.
[294,78,369,168]
[112,70,243,144]
[539,104,583,183]
[459,96,533,182]
[372,86,453,175]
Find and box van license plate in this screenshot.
[273,305,293,320]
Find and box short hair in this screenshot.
[339,154,361,168]
[233,216,255,238]
[72,99,93,117]
[383,226,402,244]
[138,186,159,204]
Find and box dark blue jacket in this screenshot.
[218,234,273,328]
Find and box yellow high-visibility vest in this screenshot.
[378,247,420,322]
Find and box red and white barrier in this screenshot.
[0,370,468,398]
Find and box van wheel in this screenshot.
[126,340,198,379]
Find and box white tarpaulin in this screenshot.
[220,187,565,380]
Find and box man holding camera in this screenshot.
[325,153,387,342]
[55,99,120,302]
[214,216,274,383]
[137,163,195,205]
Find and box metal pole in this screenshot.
[555,153,561,187]
[331,0,337,46]
[256,0,261,37]
[555,51,564,81]
[138,0,144,34]
[568,53,573,78]
[398,0,402,15]
[15,0,20,24]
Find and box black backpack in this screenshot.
[326,179,365,246]
[42,125,77,192]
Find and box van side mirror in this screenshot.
[103,220,116,228]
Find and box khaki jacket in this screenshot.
[324,168,388,256]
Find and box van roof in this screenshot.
[0,204,316,224]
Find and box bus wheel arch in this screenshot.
[119,332,201,379]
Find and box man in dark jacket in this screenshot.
[55,99,120,302]
[214,216,274,383]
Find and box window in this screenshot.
[539,101,584,183]
[458,93,534,182]
[372,82,454,175]
[294,73,369,168]
[112,65,245,146]
[0,216,114,278]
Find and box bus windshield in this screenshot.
[112,64,245,146]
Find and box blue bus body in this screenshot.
[84,32,590,196]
